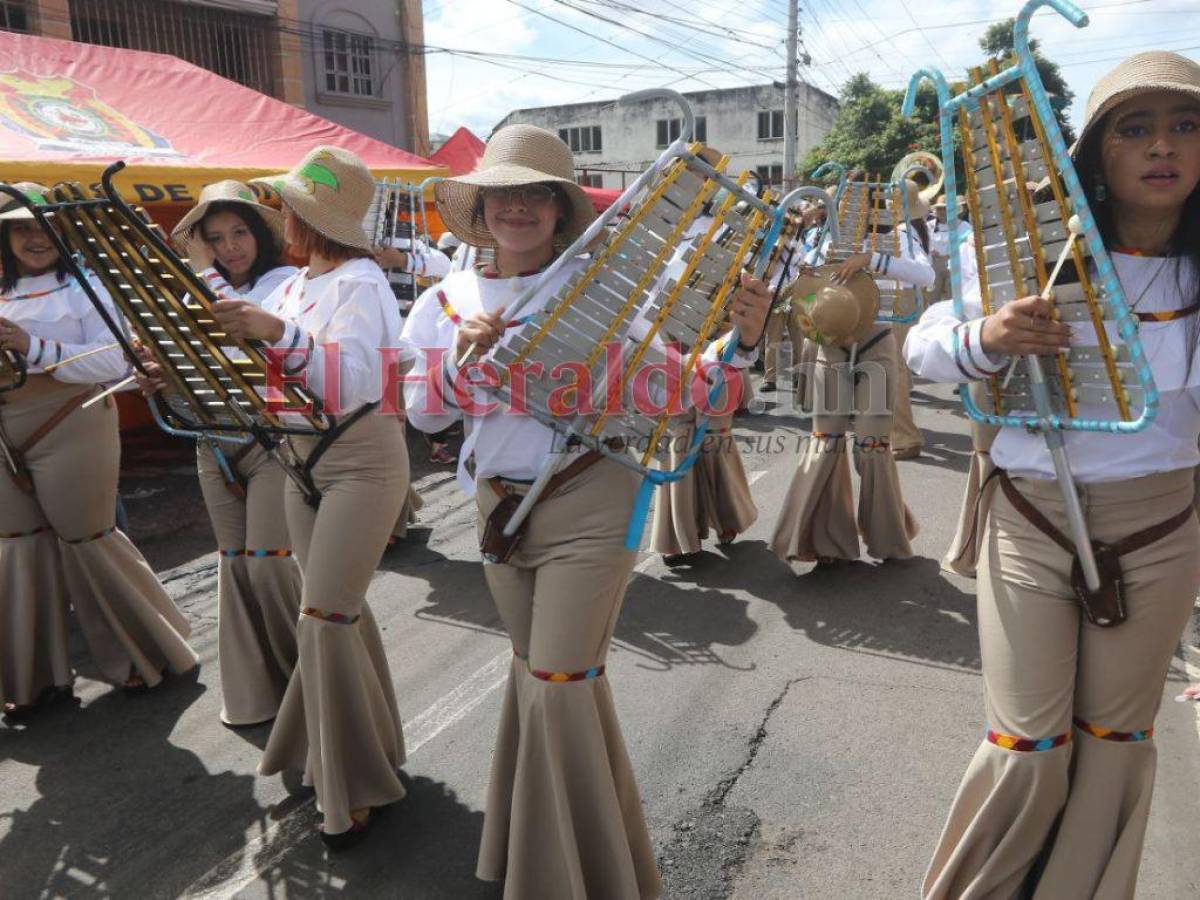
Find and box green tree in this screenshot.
[799,73,943,183]
[978,18,1076,143]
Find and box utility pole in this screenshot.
[783,1,800,190]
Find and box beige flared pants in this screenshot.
[650,413,757,557]
[925,469,1200,900]
[475,459,660,900]
[0,376,196,706]
[942,384,1001,578]
[771,328,917,562]
[889,320,924,453]
[197,441,302,725]
[259,412,408,836]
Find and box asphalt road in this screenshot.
[2,378,1199,900]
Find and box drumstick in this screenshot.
[83,374,136,408]
[1001,215,1082,390]
[41,342,119,373]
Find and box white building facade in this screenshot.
[495,82,838,190]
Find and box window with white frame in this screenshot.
[557,126,602,153]
[322,29,375,97]
[655,116,706,148]
[757,109,785,140]
[577,173,604,188]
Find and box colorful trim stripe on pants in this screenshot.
[62,526,116,544]
[0,524,50,539]
[1074,718,1154,742]
[220,548,294,558]
[986,729,1071,752]
[512,648,605,682]
[301,607,361,625]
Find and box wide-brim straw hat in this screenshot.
[435,124,596,250]
[0,182,51,221]
[266,145,376,252]
[171,180,284,256]
[787,264,880,347]
[891,178,930,220]
[1074,51,1200,158]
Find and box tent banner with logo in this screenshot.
[0,30,447,229]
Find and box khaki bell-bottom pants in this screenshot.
[475,459,660,900]
[889,320,924,453]
[763,309,806,385]
[258,412,408,836]
[0,376,197,706]
[925,469,1200,900]
[197,441,302,725]
[771,328,917,562]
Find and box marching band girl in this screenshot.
[167,182,303,727]
[0,184,197,718]
[207,147,408,848]
[908,52,1200,898]
[403,125,771,899]
[771,179,934,565]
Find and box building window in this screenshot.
[757,109,785,140]
[557,126,602,153]
[323,29,375,97]
[68,0,275,96]
[0,0,29,33]
[755,164,784,186]
[655,116,706,148]
[578,173,604,188]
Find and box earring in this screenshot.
[1095,181,1108,202]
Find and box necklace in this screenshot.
[0,281,69,302]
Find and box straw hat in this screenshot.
[787,264,880,347]
[892,178,930,220]
[1074,51,1200,157]
[932,194,947,211]
[0,182,50,221]
[171,180,284,256]
[435,125,595,250]
[266,145,376,252]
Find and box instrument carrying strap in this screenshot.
[291,402,379,508]
[997,470,1194,628]
[0,386,98,493]
[997,470,1193,561]
[210,439,259,500]
[487,449,604,504]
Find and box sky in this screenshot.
[421,0,1200,142]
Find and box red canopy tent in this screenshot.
[432,125,623,213]
[0,31,447,233]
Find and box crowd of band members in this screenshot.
[1,48,1199,900]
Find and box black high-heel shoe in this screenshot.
[3,685,74,720]
[319,811,372,851]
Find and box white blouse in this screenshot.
[387,236,453,280]
[402,257,757,494]
[807,222,936,289]
[0,270,129,384]
[905,252,1200,482]
[264,257,402,416]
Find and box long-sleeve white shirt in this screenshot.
[402,257,757,494]
[388,236,453,280]
[265,258,402,417]
[1,271,130,384]
[905,251,1200,482]
[806,223,936,289]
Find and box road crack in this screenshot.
[659,676,810,899]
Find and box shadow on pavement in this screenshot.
[244,773,501,899]
[0,671,273,899]
[661,540,981,673]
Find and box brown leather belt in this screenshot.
[488,450,603,502]
[0,386,99,493]
[997,470,1194,564]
